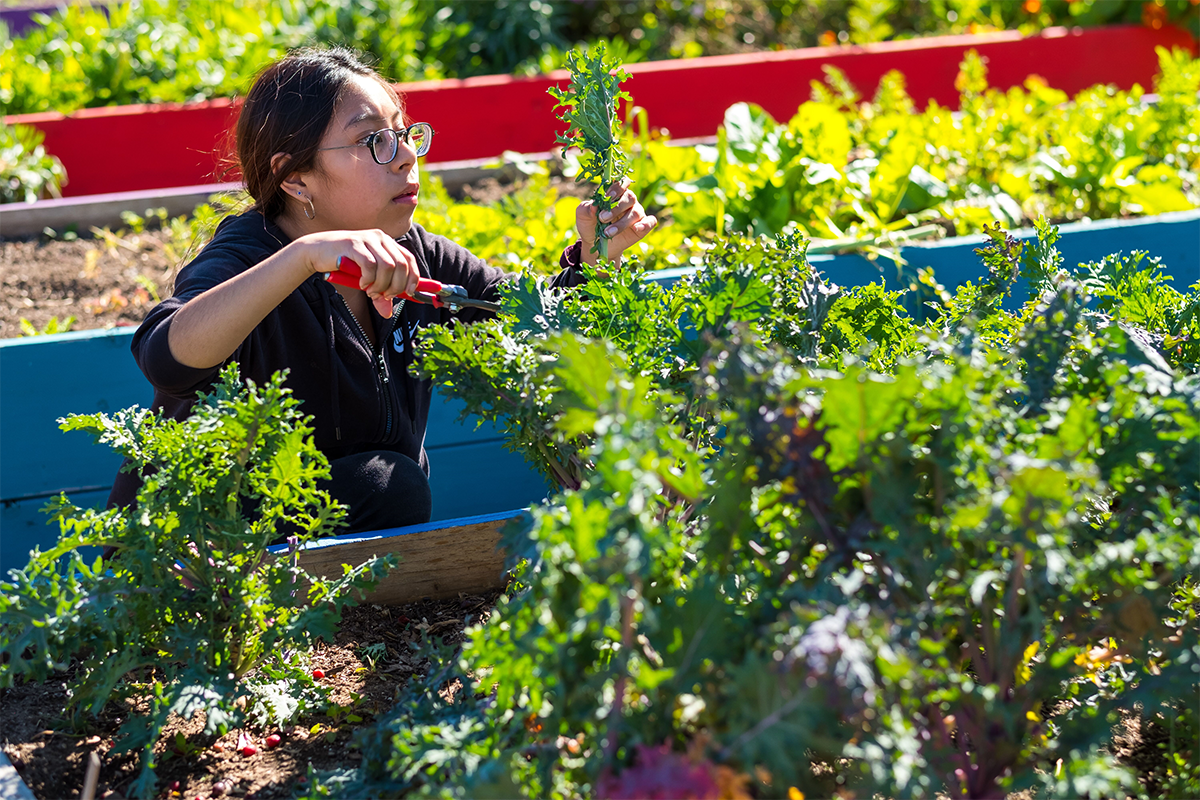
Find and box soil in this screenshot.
[2,592,499,800]
[0,228,180,340]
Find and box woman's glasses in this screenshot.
[320,122,434,164]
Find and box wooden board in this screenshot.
[0,749,37,800]
[0,157,536,238]
[275,509,525,606]
[0,329,527,503]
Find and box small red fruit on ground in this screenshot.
[237,731,257,757]
[265,734,282,749]
[312,669,325,680]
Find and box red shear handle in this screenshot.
[326,256,445,307]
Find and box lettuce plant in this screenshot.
[0,121,66,203]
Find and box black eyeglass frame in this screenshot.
[318,122,434,164]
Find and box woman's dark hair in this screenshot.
[231,46,403,221]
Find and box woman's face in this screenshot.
[294,74,420,238]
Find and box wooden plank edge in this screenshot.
[0,182,238,239]
[0,164,522,238]
[0,749,38,800]
[267,508,527,552]
[268,509,529,606]
[0,324,137,348]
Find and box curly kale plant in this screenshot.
[0,366,395,798]
[360,302,1198,799]
[325,219,1200,799]
[415,234,841,491]
[548,42,631,261]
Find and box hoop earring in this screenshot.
[304,197,316,220]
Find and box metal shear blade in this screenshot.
[437,284,501,314]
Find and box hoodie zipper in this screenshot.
[378,300,403,439]
[334,292,404,441]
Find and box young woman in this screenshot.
[108,46,657,532]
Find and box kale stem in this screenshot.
[596,138,616,261]
[536,439,581,491]
[606,577,638,761]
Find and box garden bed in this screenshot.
[3,207,1197,576]
[7,24,1194,197]
[1,592,499,800]
[0,171,586,338]
[2,592,1181,800]
[0,226,176,339]
[4,37,1197,800]
[4,220,1197,798]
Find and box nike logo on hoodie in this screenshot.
[392,321,421,353]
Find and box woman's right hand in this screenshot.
[168,229,419,369]
[295,229,421,318]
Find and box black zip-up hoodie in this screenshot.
[107,210,586,508]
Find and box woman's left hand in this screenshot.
[576,178,658,268]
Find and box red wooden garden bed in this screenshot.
[7,24,1196,198]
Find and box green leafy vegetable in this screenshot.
[549,43,631,260]
[345,214,1200,799]
[0,120,66,203]
[0,366,395,798]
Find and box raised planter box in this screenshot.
[4,209,1197,575]
[815,208,1200,309]
[0,151,567,238]
[5,25,1195,198]
[0,327,551,574]
[0,749,36,800]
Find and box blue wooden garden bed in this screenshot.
[0,331,551,574]
[3,209,1197,575]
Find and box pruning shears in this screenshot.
[327,256,501,314]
